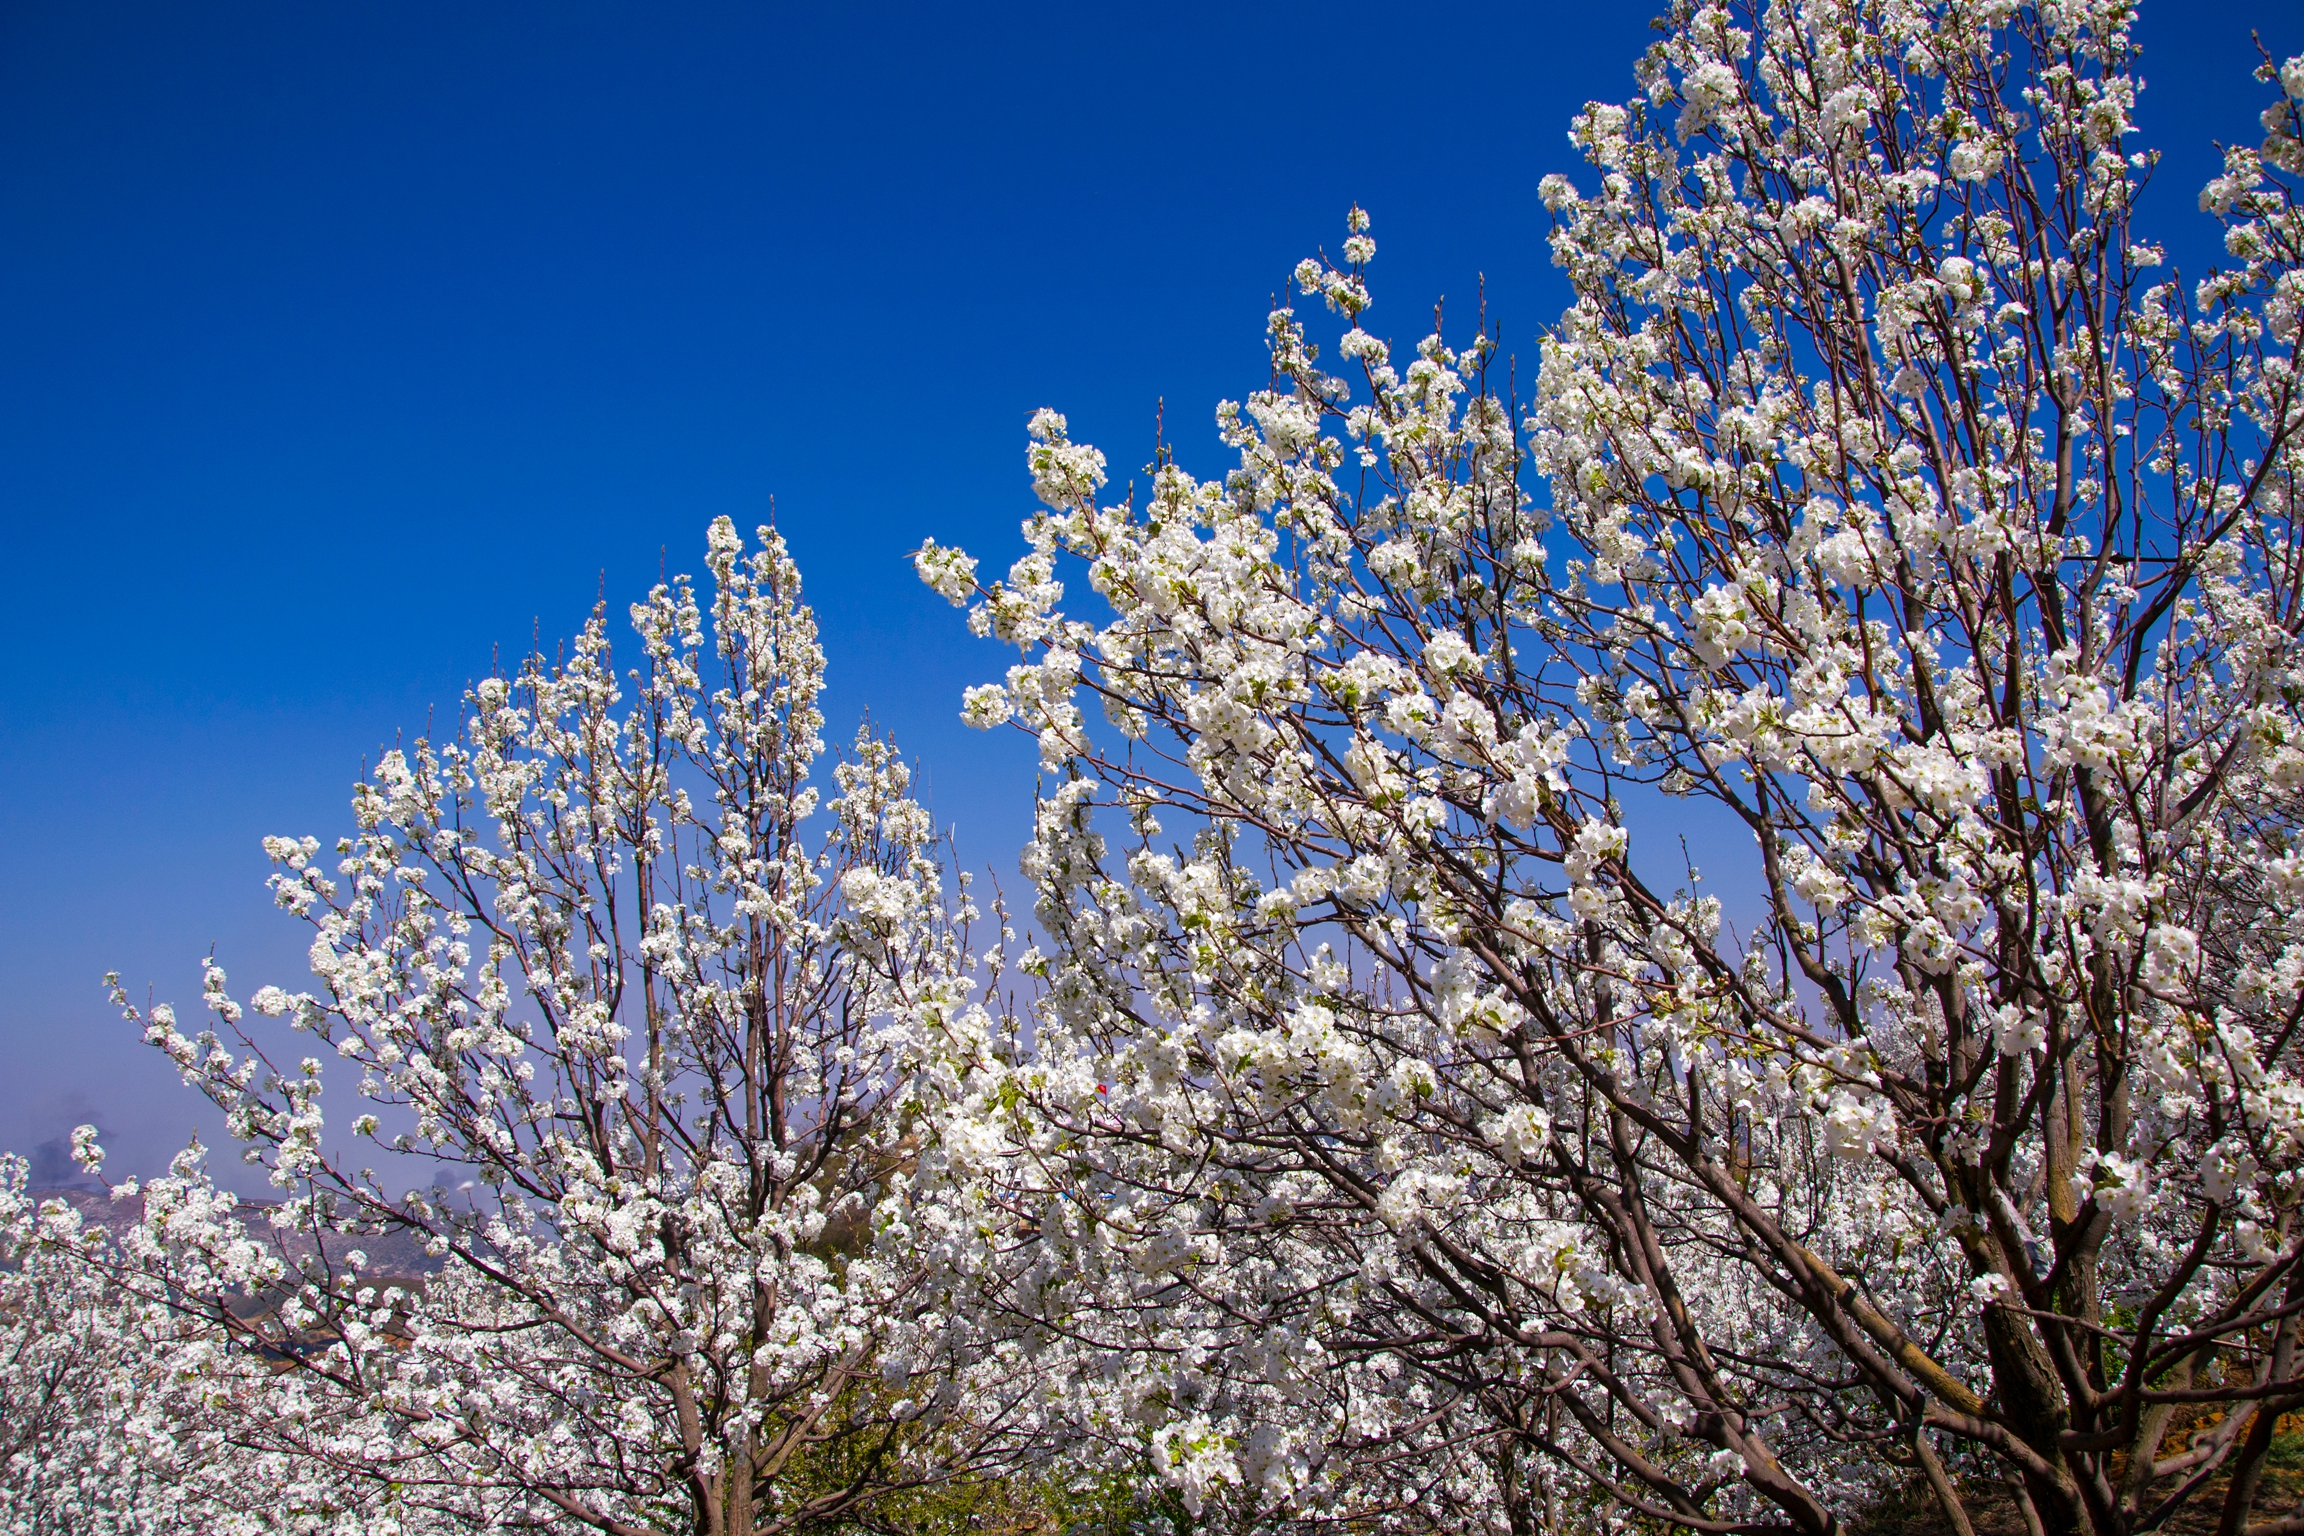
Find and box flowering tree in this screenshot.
[0,1149,454,1536]
[1,1150,238,1536]
[105,519,1033,1536]
[917,6,2304,1535]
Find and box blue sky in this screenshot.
[0,0,2289,1183]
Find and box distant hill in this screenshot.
[26,1186,444,1279]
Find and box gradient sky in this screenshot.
[1,0,2291,1185]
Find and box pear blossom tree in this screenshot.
[916,5,2304,1535]
[0,1147,459,1536]
[1,1148,257,1536]
[102,519,1035,1536]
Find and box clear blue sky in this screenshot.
[1,0,2288,1184]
